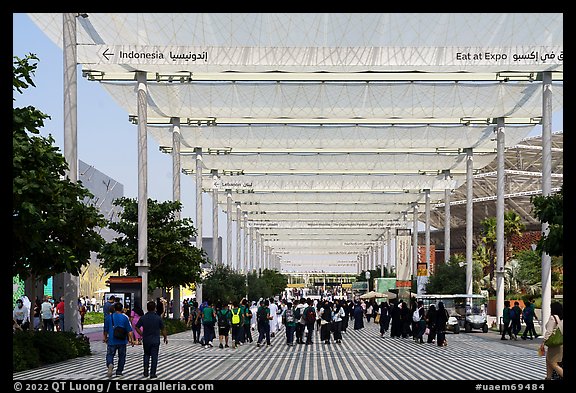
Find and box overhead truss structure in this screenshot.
[29,13,563,272]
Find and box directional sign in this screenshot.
[77,45,564,70]
[247,221,399,229]
[78,45,209,65]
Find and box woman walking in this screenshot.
[332,300,345,344]
[353,301,364,330]
[319,300,333,344]
[130,303,144,345]
[378,301,390,337]
[435,301,450,346]
[425,304,437,344]
[540,302,563,380]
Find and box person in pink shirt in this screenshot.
[130,303,145,345]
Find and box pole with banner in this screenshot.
[395,229,412,302]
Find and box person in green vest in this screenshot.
[256,299,272,347]
[230,300,243,348]
[201,300,216,348]
[217,301,232,348]
[282,302,297,346]
[241,298,253,344]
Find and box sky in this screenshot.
[12,13,356,271]
[12,13,235,267]
[13,13,188,213]
[12,13,563,273]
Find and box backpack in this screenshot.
[305,307,316,324]
[283,309,294,324]
[293,307,301,321]
[257,307,268,322]
[231,308,241,325]
[412,309,421,322]
[509,308,516,319]
[217,310,230,328]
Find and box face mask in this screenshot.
[17,303,23,308]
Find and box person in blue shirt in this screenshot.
[102,295,116,315]
[103,302,134,377]
[134,300,168,378]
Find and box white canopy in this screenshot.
[29,13,562,73]
[28,13,563,268]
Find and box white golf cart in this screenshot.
[417,294,489,334]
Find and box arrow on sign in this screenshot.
[102,48,114,61]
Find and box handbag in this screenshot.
[544,316,563,347]
[374,314,381,323]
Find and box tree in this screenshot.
[258,269,288,298]
[13,54,106,282]
[201,265,247,304]
[426,254,484,294]
[246,271,270,300]
[201,268,288,302]
[479,216,496,281]
[511,249,563,296]
[98,197,205,291]
[531,185,563,257]
[424,256,466,294]
[479,211,525,282]
[504,211,525,260]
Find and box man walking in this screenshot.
[256,299,272,347]
[510,301,522,339]
[40,296,54,331]
[201,300,216,348]
[134,300,168,378]
[304,298,316,345]
[56,296,65,332]
[521,299,539,340]
[103,302,134,377]
[103,295,116,315]
[282,302,297,346]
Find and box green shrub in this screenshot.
[84,312,104,325]
[163,318,189,335]
[13,331,91,372]
[12,331,41,371]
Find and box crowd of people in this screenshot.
[172,296,457,350]
[13,292,563,380]
[12,295,94,333]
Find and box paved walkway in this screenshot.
[13,321,547,381]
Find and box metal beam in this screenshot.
[134,115,542,126]
[473,170,563,179]
[83,70,563,82]
[435,187,562,207]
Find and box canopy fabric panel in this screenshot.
[219,192,435,205]
[29,13,562,73]
[100,81,563,121]
[26,13,563,266]
[186,152,496,175]
[150,124,535,152]
[208,174,461,193]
